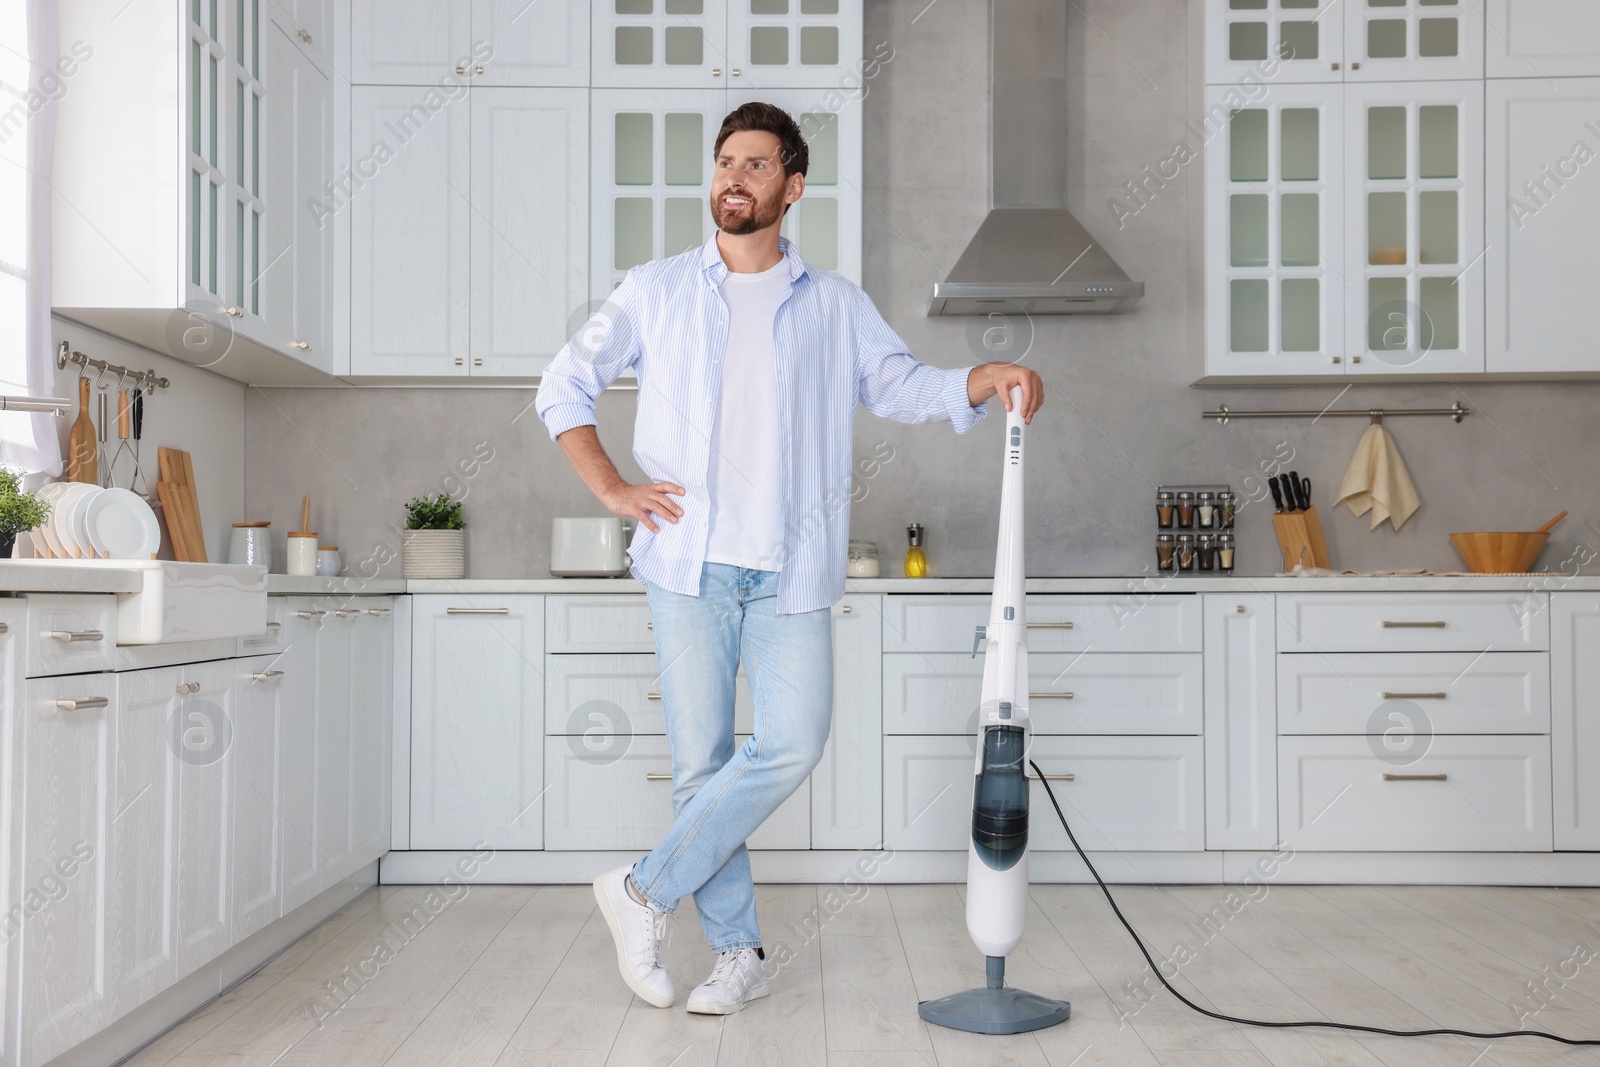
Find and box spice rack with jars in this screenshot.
[1155,484,1236,576]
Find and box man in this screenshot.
[535,101,1043,1015]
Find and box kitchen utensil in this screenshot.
[300,493,311,534]
[229,522,271,566]
[157,481,191,560]
[67,375,97,483]
[1299,477,1312,508]
[1268,476,1285,513]
[1449,530,1551,574]
[104,386,134,490]
[1535,511,1568,535]
[1283,471,1302,510]
[131,388,151,498]
[97,388,109,486]
[158,447,207,561]
[85,487,161,559]
[550,516,630,577]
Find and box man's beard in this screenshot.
[711,188,784,235]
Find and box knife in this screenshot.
[1268,475,1285,513]
[1286,471,1304,511]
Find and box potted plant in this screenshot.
[401,491,465,579]
[0,467,52,559]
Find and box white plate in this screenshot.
[33,482,70,558]
[50,483,99,558]
[84,488,161,559]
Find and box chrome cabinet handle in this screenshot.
[840,604,853,614]
[1383,772,1447,781]
[1382,691,1447,701]
[1028,691,1074,700]
[176,681,200,694]
[224,306,244,317]
[731,67,741,76]
[292,340,311,350]
[365,608,390,617]
[712,67,722,76]
[1026,771,1075,781]
[265,621,281,630]
[49,629,103,643]
[297,27,312,44]
[1382,621,1446,629]
[295,610,325,619]
[645,772,672,781]
[646,620,653,629]
[446,607,509,615]
[474,65,484,73]
[0,621,8,634]
[1026,622,1074,629]
[455,64,465,74]
[251,669,285,682]
[334,610,354,618]
[54,696,108,711]
[646,692,662,700]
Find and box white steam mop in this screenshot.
[916,384,1072,1035]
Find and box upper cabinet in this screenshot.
[591,0,861,89]
[1485,0,1600,78]
[51,0,341,384]
[351,0,588,86]
[1205,0,1482,84]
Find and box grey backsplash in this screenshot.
[245,0,1600,581]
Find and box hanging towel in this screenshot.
[1336,423,1421,532]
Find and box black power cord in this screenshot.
[1028,758,1600,1047]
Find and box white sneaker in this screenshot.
[593,863,675,1008]
[686,947,770,1015]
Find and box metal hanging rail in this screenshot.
[56,340,172,393]
[1203,401,1469,425]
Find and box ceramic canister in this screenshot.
[287,531,318,576]
[229,521,270,566]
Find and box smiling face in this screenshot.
[710,129,803,236]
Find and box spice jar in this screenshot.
[1196,492,1216,529]
[1218,532,1236,573]
[1176,491,1196,528]
[1197,533,1216,571]
[1176,533,1196,571]
[847,539,880,578]
[1218,491,1236,529]
[1156,533,1175,572]
[1156,490,1176,529]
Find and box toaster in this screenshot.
[550,516,633,577]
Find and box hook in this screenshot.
[1369,409,1383,425]
[94,362,112,389]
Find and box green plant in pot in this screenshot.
[0,467,53,559]
[401,491,465,579]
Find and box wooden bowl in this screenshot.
[1449,531,1549,573]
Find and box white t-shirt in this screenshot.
[705,258,788,571]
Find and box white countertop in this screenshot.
[7,562,1598,597]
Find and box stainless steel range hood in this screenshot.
[929,0,1144,316]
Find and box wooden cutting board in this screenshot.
[157,447,207,562]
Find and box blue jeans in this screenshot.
[630,563,833,953]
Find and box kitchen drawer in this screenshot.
[544,653,756,736]
[1278,735,1552,851]
[883,652,1202,735]
[543,735,808,850]
[1276,593,1549,653]
[1278,652,1551,735]
[235,596,289,657]
[546,594,653,653]
[25,593,117,677]
[883,735,1204,852]
[882,594,1201,654]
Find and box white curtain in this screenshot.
[0,0,63,493]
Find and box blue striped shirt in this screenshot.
[536,234,989,614]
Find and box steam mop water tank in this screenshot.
[972,725,1029,871]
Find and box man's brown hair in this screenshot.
[714,101,809,179]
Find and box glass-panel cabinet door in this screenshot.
[591,0,730,88]
[1205,0,1345,85]
[726,0,862,89]
[727,88,861,282]
[590,89,726,300]
[1343,81,1484,374]
[1344,0,1484,81]
[1204,85,1344,376]
[186,4,229,308]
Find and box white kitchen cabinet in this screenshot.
[25,594,117,677]
[104,667,177,1020]
[1341,0,1483,82]
[1276,592,1549,652]
[1343,80,1484,375]
[1552,594,1600,850]
[1486,0,1600,77]
[591,0,729,88]
[1204,84,1345,377]
[352,0,587,86]
[15,675,112,1067]
[544,653,759,735]
[280,0,337,75]
[1278,735,1552,851]
[726,0,864,89]
[313,602,356,892]
[231,656,285,941]
[883,594,1202,654]
[470,88,590,376]
[883,735,1205,853]
[411,596,545,849]
[1485,78,1600,374]
[173,660,235,979]
[1204,0,1345,85]
[349,604,395,866]
[546,594,655,652]
[0,602,20,1062]
[349,86,472,376]
[1277,651,1550,734]
[812,594,881,849]
[278,600,324,913]
[1204,593,1278,851]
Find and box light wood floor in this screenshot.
[118,880,1600,1066]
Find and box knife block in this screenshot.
[1273,506,1331,572]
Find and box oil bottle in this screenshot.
[905,522,927,577]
